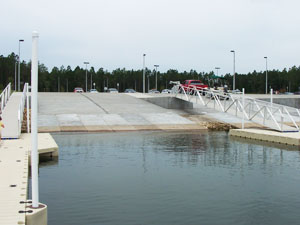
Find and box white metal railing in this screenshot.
[0,83,11,113]
[18,83,30,135]
[174,85,300,132]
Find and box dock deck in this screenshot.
[0,133,58,224]
[230,128,300,146]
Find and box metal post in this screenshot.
[143,54,146,93]
[31,31,39,208]
[91,73,93,90]
[147,75,150,92]
[58,76,60,92]
[26,84,30,133]
[230,50,236,90]
[154,65,159,90]
[18,39,24,92]
[84,62,89,92]
[15,61,17,91]
[264,57,268,94]
[270,88,273,114]
[242,88,245,129]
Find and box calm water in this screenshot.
[33,131,300,225]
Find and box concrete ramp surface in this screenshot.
[2,92,23,139]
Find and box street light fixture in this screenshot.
[84,62,89,92]
[143,54,146,93]
[18,39,24,91]
[154,65,159,90]
[264,57,268,94]
[230,50,235,90]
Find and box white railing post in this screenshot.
[31,31,39,208]
[270,88,273,114]
[26,83,30,133]
[242,88,245,129]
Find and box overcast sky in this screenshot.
[1,0,300,75]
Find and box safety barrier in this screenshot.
[0,83,11,113]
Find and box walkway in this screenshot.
[0,133,58,225]
[2,92,24,139]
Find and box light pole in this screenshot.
[143,54,146,93]
[58,75,60,92]
[154,65,159,90]
[91,72,93,90]
[264,57,268,94]
[84,62,89,92]
[230,50,235,90]
[215,67,220,76]
[18,39,24,91]
[15,57,18,91]
[147,74,150,92]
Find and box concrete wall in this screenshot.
[259,98,300,108]
[143,97,193,109]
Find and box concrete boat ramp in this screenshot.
[37,92,245,132]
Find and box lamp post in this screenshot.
[147,74,150,92]
[230,50,235,90]
[264,57,268,94]
[143,54,146,93]
[154,65,159,90]
[215,67,220,76]
[90,68,93,90]
[18,39,24,91]
[84,62,89,92]
[15,57,18,91]
[58,75,60,92]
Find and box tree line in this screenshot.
[1,52,300,93]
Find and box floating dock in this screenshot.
[230,129,300,146]
[0,133,58,225]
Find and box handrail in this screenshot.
[17,83,29,136]
[174,85,300,132]
[0,83,11,113]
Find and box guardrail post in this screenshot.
[242,88,245,129]
[26,83,30,133]
[31,31,39,208]
[270,88,273,114]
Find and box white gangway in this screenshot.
[174,85,300,132]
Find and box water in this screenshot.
[33,131,300,225]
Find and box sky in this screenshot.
[1,0,300,75]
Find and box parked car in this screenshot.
[89,89,98,93]
[124,89,136,93]
[148,89,160,93]
[161,89,171,94]
[74,87,84,93]
[181,80,208,93]
[108,88,119,93]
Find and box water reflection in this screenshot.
[38,131,300,225]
